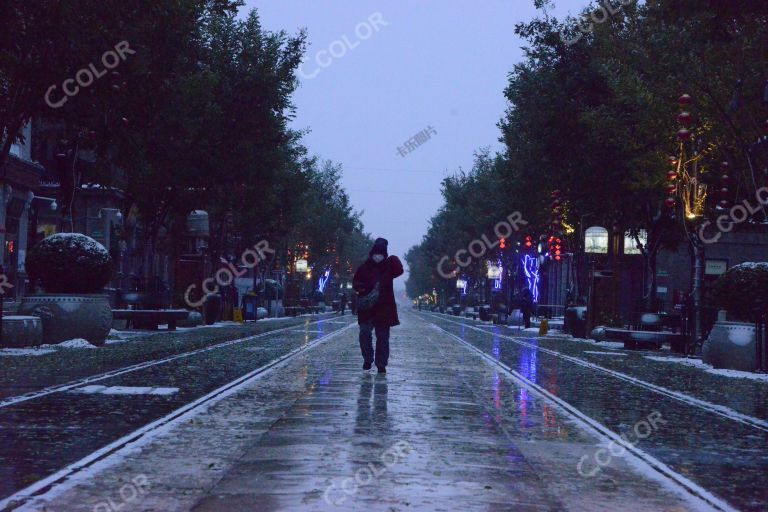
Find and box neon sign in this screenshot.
[318,269,330,292]
[522,254,540,303]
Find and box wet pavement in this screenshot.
[417,312,768,511]
[0,315,353,506]
[0,315,340,401]
[7,311,729,511]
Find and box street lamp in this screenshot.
[32,195,58,211]
[487,265,501,280]
[584,226,612,337]
[584,226,609,254]
[295,258,308,273]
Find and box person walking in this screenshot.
[353,238,403,374]
[339,292,348,315]
[520,287,534,329]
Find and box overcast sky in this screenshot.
[251,1,590,287]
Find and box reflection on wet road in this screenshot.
[420,311,768,511]
[18,312,715,511]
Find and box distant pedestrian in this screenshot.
[353,238,404,374]
[520,288,534,329]
[339,292,348,315]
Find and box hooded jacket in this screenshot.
[353,238,403,327]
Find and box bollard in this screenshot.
[539,318,549,336]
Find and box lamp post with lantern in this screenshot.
[584,226,611,337]
[667,93,709,354]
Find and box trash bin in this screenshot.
[204,293,222,325]
[565,306,587,338]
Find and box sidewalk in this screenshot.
[22,314,703,511]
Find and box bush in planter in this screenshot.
[712,262,768,322]
[27,233,112,293]
[20,234,114,346]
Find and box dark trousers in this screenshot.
[359,322,390,368]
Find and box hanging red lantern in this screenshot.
[720,162,730,171]
[665,197,676,208]
[764,119,768,132]
[677,128,692,141]
[121,117,129,127]
[720,174,731,185]
[668,156,678,166]
[719,187,729,196]
[667,171,678,181]
[551,190,561,198]
[677,111,693,126]
[678,94,693,106]
[718,200,731,209]
[666,184,677,194]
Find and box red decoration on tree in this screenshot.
[665,197,676,208]
[666,184,677,193]
[667,171,678,181]
[718,199,731,209]
[668,156,679,166]
[677,111,693,126]
[677,128,691,141]
[678,94,693,106]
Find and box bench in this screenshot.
[112,309,190,331]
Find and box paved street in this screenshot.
[3,311,763,511]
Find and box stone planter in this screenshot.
[18,294,113,347]
[702,321,758,372]
[1,316,44,348]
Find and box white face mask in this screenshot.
[372,254,385,263]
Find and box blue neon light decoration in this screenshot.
[522,254,540,303]
[494,259,503,290]
[318,269,331,292]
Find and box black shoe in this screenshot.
[377,366,386,374]
[363,362,372,370]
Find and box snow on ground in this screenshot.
[644,355,768,382]
[0,338,94,356]
[55,339,96,349]
[568,336,626,350]
[583,350,627,356]
[0,347,57,356]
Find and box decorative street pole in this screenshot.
[669,93,708,354]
